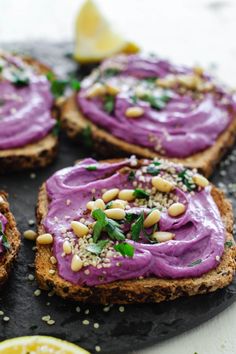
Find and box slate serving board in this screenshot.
[0,42,236,354]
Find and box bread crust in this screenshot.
[0,191,21,287]
[0,55,58,173]
[61,94,236,177]
[35,159,236,304]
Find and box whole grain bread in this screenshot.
[0,191,20,287]
[61,94,236,177]
[0,55,58,173]
[35,159,236,304]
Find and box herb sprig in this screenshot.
[0,222,10,251]
[103,95,115,114]
[46,72,80,98]
[178,170,196,192]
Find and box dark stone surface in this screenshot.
[0,41,236,354]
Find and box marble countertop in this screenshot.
[1,0,236,353]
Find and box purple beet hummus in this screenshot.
[77,54,236,158]
[0,53,55,150]
[43,157,225,286]
[0,213,7,255]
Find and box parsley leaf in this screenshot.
[86,165,97,171]
[188,259,202,267]
[105,219,125,241]
[139,93,171,110]
[133,189,150,199]
[128,170,136,181]
[131,212,144,241]
[70,79,81,91]
[225,241,233,248]
[92,209,108,242]
[146,165,160,176]
[114,242,135,258]
[103,95,115,114]
[0,222,10,251]
[47,72,81,97]
[86,240,109,255]
[143,77,157,84]
[11,71,29,87]
[178,170,196,192]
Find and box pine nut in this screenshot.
[86,201,94,210]
[71,255,83,272]
[93,198,105,210]
[152,176,174,193]
[24,229,37,241]
[102,188,119,203]
[193,174,209,187]
[63,240,72,254]
[104,208,125,220]
[168,203,186,217]
[144,209,161,228]
[125,106,144,118]
[37,233,53,245]
[152,231,175,243]
[106,84,120,95]
[118,189,135,201]
[71,221,89,237]
[109,199,127,209]
[86,83,106,98]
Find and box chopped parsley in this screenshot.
[133,189,150,199]
[103,95,115,114]
[103,68,121,77]
[146,165,160,176]
[225,241,233,248]
[0,222,10,251]
[188,259,202,267]
[131,212,144,241]
[86,240,109,255]
[139,93,171,110]
[86,165,97,171]
[92,209,125,243]
[178,169,196,192]
[143,77,157,84]
[114,242,135,258]
[11,70,29,87]
[46,72,81,98]
[128,170,136,181]
[70,79,81,91]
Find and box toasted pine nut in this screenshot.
[71,221,89,237]
[86,201,94,210]
[152,231,175,243]
[144,210,161,228]
[93,198,105,210]
[125,106,144,118]
[106,84,120,95]
[193,66,204,76]
[37,233,53,245]
[118,189,135,201]
[24,229,37,241]
[63,240,72,254]
[109,199,127,209]
[104,208,125,220]
[102,188,119,203]
[152,176,174,193]
[86,83,106,98]
[168,203,186,217]
[193,174,209,187]
[71,255,83,272]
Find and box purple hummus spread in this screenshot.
[0,212,7,255]
[77,54,236,158]
[43,156,225,286]
[0,53,55,150]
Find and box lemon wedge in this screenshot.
[0,336,90,354]
[74,0,139,63]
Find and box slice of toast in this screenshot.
[0,191,20,287]
[35,159,236,304]
[0,55,58,173]
[61,94,236,177]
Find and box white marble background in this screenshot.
[1,0,236,353]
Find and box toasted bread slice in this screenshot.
[0,191,20,287]
[61,94,236,177]
[0,55,58,173]
[35,159,236,304]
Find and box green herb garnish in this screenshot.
[128,170,136,181]
[86,165,97,171]
[146,165,160,176]
[103,68,121,77]
[139,93,170,110]
[131,212,144,241]
[114,242,135,258]
[47,72,81,97]
[178,169,196,192]
[125,213,139,223]
[103,95,115,114]
[86,240,109,255]
[70,79,81,91]
[105,219,125,241]
[188,259,202,267]
[133,189,150,199]
[0,222,10,251]
[11,71,29,87]
[225,241,233,248]
[143,77,157,84]
[92,209,125,242]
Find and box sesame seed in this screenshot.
[34,289,41,297]
[3,316,10,322]
[103,306,110,312]
[50,256,57,265]
[46,302,51,306]
[82,319,90,325]
[94,323,100,329]
[42,315,51,322]
[0,311,4,316]
[95,345,101,352]
[28,274,34,281]
[84,309,90,315]
[119,306,125,313]
[30,172,36,179]
[47,319,55,325]
[75,306,81,313]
